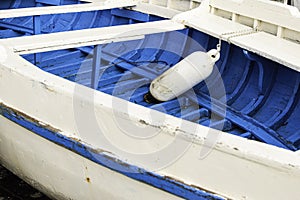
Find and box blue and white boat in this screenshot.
[0,0,300,199]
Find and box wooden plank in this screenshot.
[173,8,300,72]
[0,0,137,19]
[33,14,42,65]
[231,31,300,73]
[91,45,102,89]
[133,2,181,19]
[1,20,185,54]
[36,0,61,5]
[210,0,300,32]
[173,11,253,40]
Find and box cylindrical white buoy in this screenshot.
[149,49,220,102]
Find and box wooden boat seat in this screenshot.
[1,20,185,54]
[231,31,300,73]
[174,0,300,72]
[0,0,137,19]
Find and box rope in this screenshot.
[217,28,259,52]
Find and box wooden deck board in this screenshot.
[1,20,185,54]
[0,0,137,19]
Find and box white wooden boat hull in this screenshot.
[0,0,300,199]
[0,116,181,200]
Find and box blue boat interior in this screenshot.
[2,0,300,151]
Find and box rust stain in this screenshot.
[86,177,91,183]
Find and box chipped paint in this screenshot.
[40,81,56,93]
[163,175,227,200]
[0,102,61,133]
[0,102,224,200]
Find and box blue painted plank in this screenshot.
[111,9,150,22]
[36,0,61,5]
[91,45,102,89]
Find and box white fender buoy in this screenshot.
[149,49,220,102]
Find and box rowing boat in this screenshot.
[0,0,299,199]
